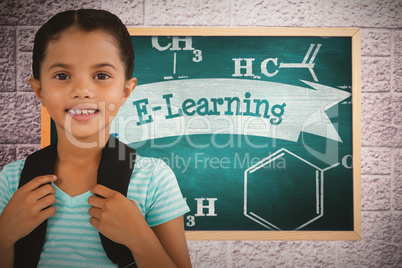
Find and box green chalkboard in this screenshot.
[47,28,361,240]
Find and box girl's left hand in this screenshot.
[88,184,190,268]
[88,184,149,248]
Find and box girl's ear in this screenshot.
[29,77,45,106]
[121,77,137,106]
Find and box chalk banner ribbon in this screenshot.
[111,78,351,144]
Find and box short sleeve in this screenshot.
[0,159,24,214]
[144,159,190,227]
[0,169,10,213]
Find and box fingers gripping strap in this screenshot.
[15,143,57,268]
[98,136,137,267]
[15,136,137,267]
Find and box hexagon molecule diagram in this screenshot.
[244,148,339,230]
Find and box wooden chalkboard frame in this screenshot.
[40,28,361,241]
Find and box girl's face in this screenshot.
[30,29,136,145]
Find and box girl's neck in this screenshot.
[56,132,110,165]
[54,133,109,197]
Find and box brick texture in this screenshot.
[324,0,402,28]
[7,0,101,26]
[361,58,391,92]
[0,28,16,92]
[394,150,402,211]
[17,28,37,52]
[0,1,401,267]
[392,31,402,92]
[17,52,32,92]
[361,175,392,211]
[392,94,402,125]
[361,29,391,57]
[0,94,20,143]
[102,0,144,26]
[188,241,228,267]
[337,240,401,267]
[0,145,16,171]
[231,0,323,27]
[362,94,393,124]
[362,124,401,147]
[361,211,393,241]
[16,93,41,144]
[391,213,402,244]
[361,93,402,147]
[229,241,337,267]
[146,0,230,26]
[361,147,391,175]
[0,0,18,25]
[0,92,40,144]
[16,144,41,160]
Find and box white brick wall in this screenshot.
[0,0,401,266]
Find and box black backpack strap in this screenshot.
[97,135,137,268]
[14,136,137,268]
[14,143,58,268]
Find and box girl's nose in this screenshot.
[70,79,94,99]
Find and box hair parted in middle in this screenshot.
[32,9,135,81]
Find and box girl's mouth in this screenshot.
[67,109,98,115]
[66,108,99,121]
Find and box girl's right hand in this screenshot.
[0,175,57,249]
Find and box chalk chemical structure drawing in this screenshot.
[244,148,339,230]
[152,36,322,82]
[151,36,202,80]
[232,43,323,82]
[279,44,322,82]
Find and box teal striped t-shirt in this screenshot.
[0,155,190,267]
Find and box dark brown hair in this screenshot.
[32,9,134,80]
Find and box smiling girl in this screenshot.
[0,9,191,268]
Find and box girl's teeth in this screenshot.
[69,109,96,115]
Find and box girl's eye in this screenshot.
[54,73,70,80]
[94,73,110,80]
